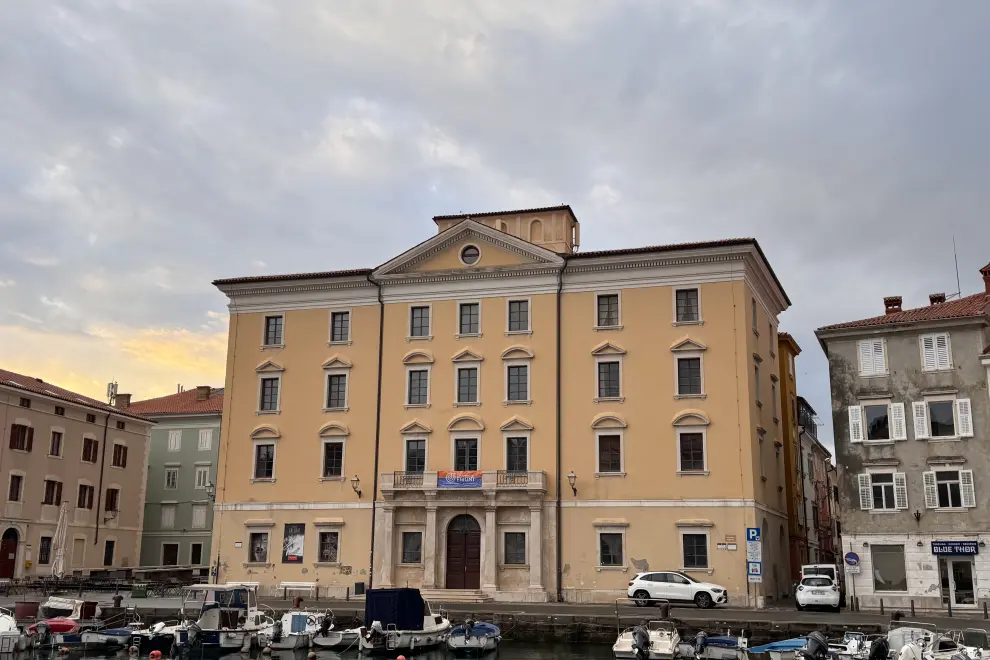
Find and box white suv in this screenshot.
[627,571,728,609]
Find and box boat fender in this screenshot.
[398,656,406,660]
[128,645,138,657]
[58,647,70,655]
[149,651,162,660]
[262,646,272,655]
[308,653,317,659]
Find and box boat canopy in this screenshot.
[749,638,808,653]
[364,588,427,631]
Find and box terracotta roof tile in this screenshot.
[0,368,153,422]
[433,205,575,222]
[212,268,372,286]
[818,292,989,332]
[127,388,224,416]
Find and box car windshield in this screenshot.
[802,577,833,587]
[805,567,836,579]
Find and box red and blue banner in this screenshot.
[438,470,482,489]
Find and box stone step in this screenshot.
[420,589,494,604]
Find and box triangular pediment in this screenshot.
[591,341,626,356]
[255,360,285,373]
[451,348,484,363]
[322,355,353,369]
[500,416,534,432]
[670,337,708,352]
[399,419,433,435]
[373,220,564,277]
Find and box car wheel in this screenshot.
[633,590,651,607]
[796,603,804,611]
[695,592,714,609]
[832,605,841,613]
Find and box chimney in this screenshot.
[884,296,902,315]
[981,262,990,294]
[196,386,212,401]
[929,292,946,305]
[114,393,131,409]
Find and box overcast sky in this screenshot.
[2,1,989,453]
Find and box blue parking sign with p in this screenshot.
[746,527,761,542]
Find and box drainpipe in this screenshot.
[367,273,385,589]
[555,266,564,602]
[94,411,111,546]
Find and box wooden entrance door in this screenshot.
[445,515,481,589]
[0,528,18,579]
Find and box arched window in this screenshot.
[529,219,543,242]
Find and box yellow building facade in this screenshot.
[212,206,791,605]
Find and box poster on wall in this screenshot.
[282,524,305,563]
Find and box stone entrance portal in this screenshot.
[445,514,481,589]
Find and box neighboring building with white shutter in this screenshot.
[816,263,990,612]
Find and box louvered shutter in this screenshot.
[956,399,974,438]
[858,473,873,510]
[935,334,951,370]
[961,470,976,508]
[923,471,938,508]
[921,336,937,371]
[849,406,864,443]
[26,427,34,452]
[891,403,907,440]
[872,339,887,374]
[913,402,930,439]
[55,481,62,505]
[894,473,908,509]
[859,341,873,375]
[121,446,128,468]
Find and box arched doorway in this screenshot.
[0,528,18,579]
[445,515,481,589]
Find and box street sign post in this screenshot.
[746,528,762,583]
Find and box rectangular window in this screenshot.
[105,487,119,512]
[111,444,128,468]
[454,438,479,471]
[82,437,99,462]
[77,484,94,509]
[319,531,340,563]
[675,288,700,322]
[9,424,33,452]
[254,444,275,479]
[871,473,896,510]
[190,543,203,565]
[264,315,283,346]
[407,369,429,405]
[771,381,778,418]
[507,364,529,401]
[865,404,890,441]
[752,298,758,331]
[331,311,350,342]
[86,413,96,423]
[754,363,761,401]
[506,437,528,472]
[597,434,622,473]
[19,397,30,408]
[858,339,887,376]
[116,421,125,430]
[167,430,181,452]
[597,361,621,398]
[38,537,52,565]
[43,480,62,505]
[191,504,207,529]
[682,533,709,569]
[249,532,269,563]
[322,441,343,478]
[49,431,63,457]
[508,300,530,332]
[259,377,280,411]
[678,432,706,472]
[198,429,213,451]
[871,545,907,591]
[599,532,623,566]
[921,333,952,371]
[410,306,430,337]
[504,532,526,565]
[161,504,176,529]
[103,539,115,567]
[677,357,702,395]
[596,294,620,327]
[8,475,22,502]
[929,401,956,438]
[401,531,423,564]
[405,439,426,473]
[55,406,65,416]
[459,302,480,335]
[936,470,964,508]
[162,543,179,566]
[457,367,478,404]
[326,373,348,409]
[165,468,178,490]
[195,466,210,489]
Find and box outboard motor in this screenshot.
[35,622,51,648]
[870,637,891,660]
[694,631,709,659]
[271,620,283,643]
[464,619,475,642]
[798,632,830,660]
[318,615,333,637]
[632,625,652,660]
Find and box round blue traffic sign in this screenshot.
[844,552,860,566]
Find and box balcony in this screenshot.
[381,470,547,493]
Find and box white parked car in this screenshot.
[627,571,728,609]
[796,575,840,611]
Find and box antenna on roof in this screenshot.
[947,236,963,300]
[106,381,118,405]
[177,384,185,393]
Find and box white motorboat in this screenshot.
[358,588,451,654]
[172,584,269,652]
[130,620,188,654]
[258,610,315,650]
[310,610,359,650]
[0,607,31,653]
[613,620,680,660]
[676,631,749,660]
[829,632,869,660]
[446,621,501,655]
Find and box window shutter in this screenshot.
[923,471,938,508]
[894,473,908,509]
[121,446,128,468]
[858,341,873,375]
[921,336,937,371]
[891,403,907,440]
[858,473,873,510]
[935,334,951,369]
[849,406,864,443]
[961,470,976,508]
[26,427,34,452]
[956,399,974,438]
[912,402,930,439]
[872,339,887,374]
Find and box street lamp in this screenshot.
[567,471,577,496]
[206,481,216,503]
[351,475,362,498]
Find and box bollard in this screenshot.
[984,601,988,620]
[911,600,915,617]
[948,598,953,618]
[346,587,350,601]
[283,587,288,600]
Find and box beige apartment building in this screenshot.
[212,206,791,605]
[0,369,153,578]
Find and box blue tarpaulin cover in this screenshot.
[748,638,807,653]
[449,623,501,638]
[706,636,744,649]
[363,588,426,631]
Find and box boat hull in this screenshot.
[447,636,499,655]
[0,632,31,653]
[264,633,310,650]
[313,630,360,649]
[359,628,449,654]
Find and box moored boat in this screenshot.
[613,620,680,660]
[358,588,451,654]
[172,583,268,653]
[258,610,314,650]
[0,607,31,653]
[447,621,501,655]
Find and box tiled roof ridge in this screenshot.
[818,291,989,332]
[127,387,224,416]
[0,367,153,422]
